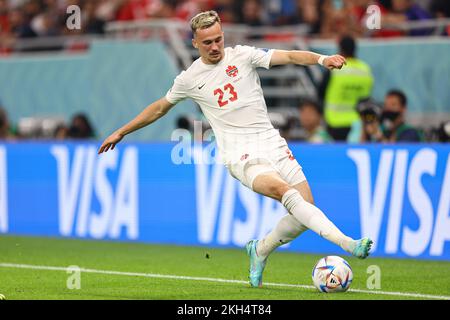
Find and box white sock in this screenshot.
[281,189,355,253]
[256,214,307,258]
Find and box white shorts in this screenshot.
[224,139,307,190]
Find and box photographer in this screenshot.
[356,91,424,143]
[356,97,384,143]
[381,90,424,142]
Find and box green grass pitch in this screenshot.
[0,235,449,300]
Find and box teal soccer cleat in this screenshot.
[246,240,267,288]
[352,237,373,259]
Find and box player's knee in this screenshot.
[271,184,292,201]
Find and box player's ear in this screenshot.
[192,39,198,49]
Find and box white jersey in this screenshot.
[165,45,283,163]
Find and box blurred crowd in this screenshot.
[1,1,449,143]
[0,0,449,46]
[0,107,96,140]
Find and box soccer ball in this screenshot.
[312,255,353,293]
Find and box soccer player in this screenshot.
[98,10,373,288]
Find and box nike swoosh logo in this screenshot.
[198,83,206,90]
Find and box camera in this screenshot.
[356,97,382,124]
[433,120,450,142]
[439,121,450,142]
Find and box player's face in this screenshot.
[192,22,225,64]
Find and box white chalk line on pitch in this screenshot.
[1,262,449,300]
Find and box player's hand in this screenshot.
[98,131,124,154]
[324,55,346,70]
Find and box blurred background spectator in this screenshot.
[381,89,424,142]
[67,113,96,139]
[431,0,450,35]
[0,106,16,140]
[431,0,450,18]
[383,0,432,36]
[298,99,333,143]
[237,0,264,27]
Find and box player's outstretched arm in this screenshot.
[270,50,346,70]
[98,97,174,154]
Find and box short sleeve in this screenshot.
[235,45,274,69]
[165,72,188,105]
[248,46,274,69]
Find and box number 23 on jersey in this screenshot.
[214,83,238,107]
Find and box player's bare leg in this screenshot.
[246,171,372,287]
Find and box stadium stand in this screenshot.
[0,0,449,141]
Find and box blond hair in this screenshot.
[190,10,221,34]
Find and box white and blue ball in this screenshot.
[312,256,353,293]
